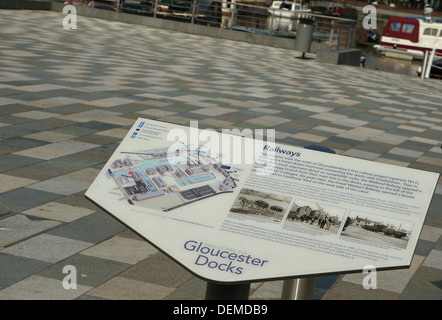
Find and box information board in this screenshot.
[85,118,439,283]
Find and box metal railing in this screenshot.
[71,0,358,49]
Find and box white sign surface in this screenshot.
[85,118,439,283]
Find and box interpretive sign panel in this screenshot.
[85,118,439,283]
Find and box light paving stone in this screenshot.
[370,133,409,145]
[337,127,384,141]
[27,176,91,195]
[331,98,360,106]
[397,125,427,133]
[191,107,236,116]
[80,235,158,265]
[422,250,442,270]
[419,225,442,243]
[342,149,381,160]
[0,174,38,192]
[313,125,347,134]
[0,214,60,245]
[409,136,440,145]
[47,140,99,152]
[86,276,174,300]
[22,202,96,223]
[60,167,101,183]
[334,118,369,128]
[246,115,291,126]
[388,147,424,158]
[1,233,93,263]
[310,112,347,122]
[86,97,136,108]
[23,131,77,143]
[249,280,283,299]
[95,128,129,139]
[11,145,74,160]
[25,97,84,109]
[137,109,177,118]
[13,111,57,120]
[290,132,328,143]
[0,276,92,300]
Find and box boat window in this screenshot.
[390,22,401,32]
[402,24,415,34]
[424,28,439,36]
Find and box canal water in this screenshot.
[357,46,423,78]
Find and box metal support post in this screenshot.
[205,282,251,300]
[281,278,315,300]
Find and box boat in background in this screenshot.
[267,0,311,32]
[268,0,311,18]
[374,7,442,60]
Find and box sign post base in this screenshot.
[205,282,251,300]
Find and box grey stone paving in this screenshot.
[0,9,441,300]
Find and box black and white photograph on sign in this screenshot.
[284,200,345,234]
[341,211,413,249]
[229,188,291,223]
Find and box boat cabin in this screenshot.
[380,16,442,53]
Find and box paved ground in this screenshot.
[0,9,441,300]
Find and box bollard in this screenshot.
[294,18,315,58]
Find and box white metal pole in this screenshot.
[421,50,429,79]
[424,48,436,79]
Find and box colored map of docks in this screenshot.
[105,147,239,212]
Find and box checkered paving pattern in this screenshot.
[0,9,441,300]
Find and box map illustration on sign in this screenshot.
[106,145,241,212]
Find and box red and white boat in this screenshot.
[374,12,442,60]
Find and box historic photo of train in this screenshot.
[229,188,292,223]
[341,211,413,249]
[284,200,346,234]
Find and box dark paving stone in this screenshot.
[47,211,127,243]
[120,252,193,288]
[0,254,51,287]
[0,137,48,149]
[0,188,64,211]
[38,254,131,287]
[5,164,70,181]
[76,121,122,131]
[0,154,43,172]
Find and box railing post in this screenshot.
[268,9,274,39]
[329,20,334,49]
[191,0,197,24]
[345,23,350,48]
[337,23,343,50]
[350,22,357,48]
[154,0,158,19]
